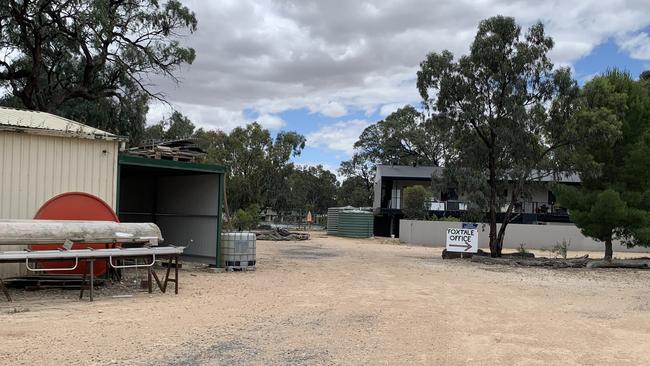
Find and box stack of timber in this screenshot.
[127,139,206,162]
[255,228,310,241]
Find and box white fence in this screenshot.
[399,220,650,253]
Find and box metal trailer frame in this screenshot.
[117,155,226,267]
[0,246,184,302]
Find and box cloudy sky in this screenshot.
[148,0,650,173]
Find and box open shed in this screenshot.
[117,155,225,265]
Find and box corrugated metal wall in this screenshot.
[0,131,118,277]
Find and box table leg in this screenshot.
[79,266,88,300]
[147,265,153,294]
[0,278,11,302]
[89,260,94,302]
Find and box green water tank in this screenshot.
[338,210,374,238]
[327,207,340,235]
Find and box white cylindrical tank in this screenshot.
[0,220,162,245]
[220,232,256,270]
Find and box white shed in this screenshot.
[0,107,121,277]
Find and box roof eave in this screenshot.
[0,125,121,141]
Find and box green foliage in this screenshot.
[1,87,150,146]
[354,105,444,166]
[338,155,375,205]
[417,16,584,257]
[143,111,195,142]
[429,215,461,222]
[196,122,315,219]
[0,0,197,145]
[338,176,373,207]
[555,70,650,259]
[0,0,196,112]
[402,185,431,220]
[193,128,229,163]
[232,204,260,231]
[438,216,461,222]
[517,243,528,254]
[339,105,447,205]
[460,208,485,224]
[640,70,650,93]
[288,165,339,215]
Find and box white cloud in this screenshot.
[306,119,371,156]
[579,72,601,83]
[617,32,650,60]
[145,0,650,135]
[146,101,285,132]
[379,103,404,117]
[317,101,348,118]
[256,114,287,129]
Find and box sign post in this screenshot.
[446,227,478,257]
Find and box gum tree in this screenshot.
[417,16,583,257]
[0,0,197,141]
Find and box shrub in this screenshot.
[552,239,570,259]
[403,185,431,220]
[232,204,261,231]
[517,243,528,254]
[438,216,460,222]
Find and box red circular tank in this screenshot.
[31,192,119,276]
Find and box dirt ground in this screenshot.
[2,232,650,365]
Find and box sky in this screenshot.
[147,0,650,175]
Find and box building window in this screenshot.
[548,190,556,205]
[390,188,401,209]
[441,187,458,201]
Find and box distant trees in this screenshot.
[232,204,260,231]
[556,70,650,260]
[338,156,374,207]
[0,0,197,144]
[288,166,338,215]
[208,123,306,216]
[337,176,373,207]
[402,186,431,220]
[353,105,445,166]
[143,112,196,142]
[338,105,447,206]
[416,16,587,257]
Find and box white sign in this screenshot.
[446,228,478,253]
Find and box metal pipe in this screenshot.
[0,220,163,245]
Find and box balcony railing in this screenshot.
[384,199,567,216]
[515,202,568,216]
[429,200,568,215]
[427,200,467,211]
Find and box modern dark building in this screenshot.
[372,165,580,237]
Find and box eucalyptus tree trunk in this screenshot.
[488,150,499,257]
[495,181,524,257]
[604,238,613,261]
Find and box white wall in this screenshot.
[399,219,650,253]
[0,131,118,276]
